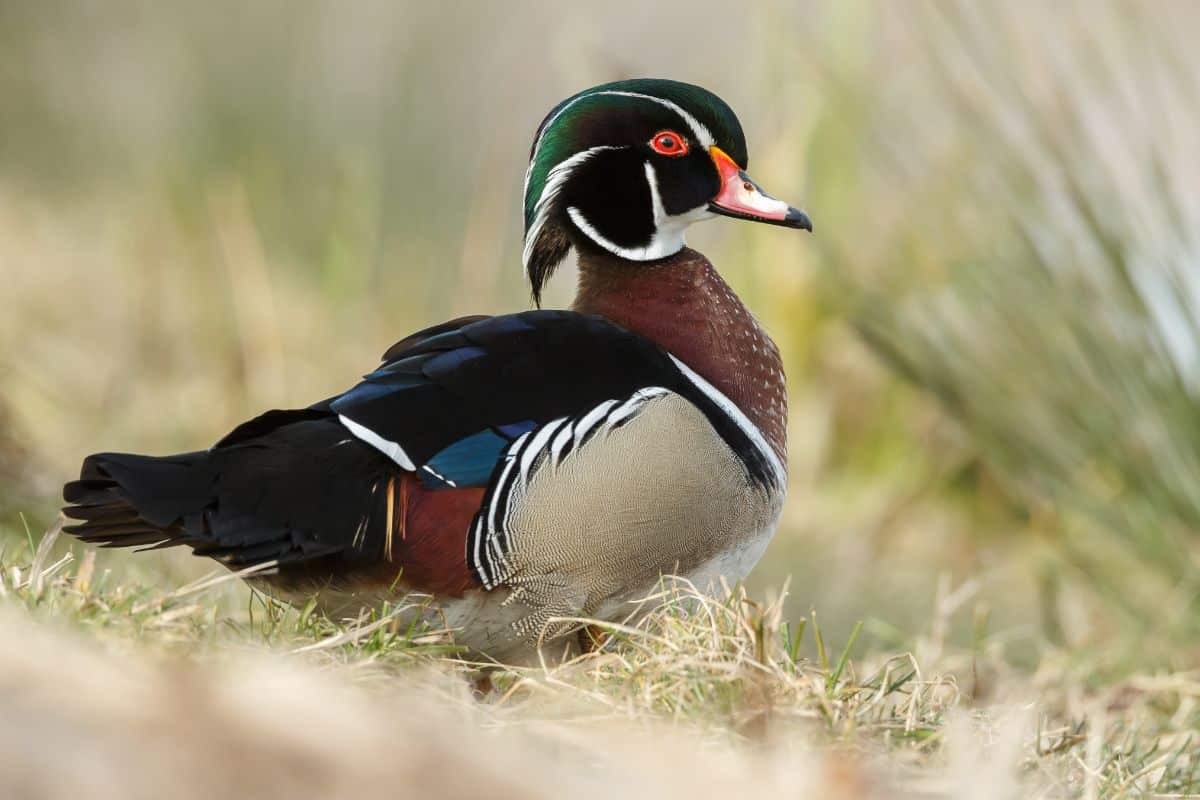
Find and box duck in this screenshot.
[61,78,811,662]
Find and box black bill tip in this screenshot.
[785,207,813,232]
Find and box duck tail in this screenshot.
[61,451,211,551]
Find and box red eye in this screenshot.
[650,130,689,157]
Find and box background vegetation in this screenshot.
[1,1,1197,796]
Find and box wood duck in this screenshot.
[62,79,811,661]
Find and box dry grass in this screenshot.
[2,524,1197,800]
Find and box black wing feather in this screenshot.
[61,310,775,576]
[332,311,681,468]
[333,310,776,489]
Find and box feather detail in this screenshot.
[384,476,395,563]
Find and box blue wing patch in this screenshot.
[496,420,537,438]
[420,422,534,488]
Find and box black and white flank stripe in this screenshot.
[467,387,671,589]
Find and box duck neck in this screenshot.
[571,246,787,465]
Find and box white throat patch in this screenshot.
[564,161,711,262]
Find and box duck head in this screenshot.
[523,78,811,302]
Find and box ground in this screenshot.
[1,521,1195,800]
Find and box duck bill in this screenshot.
[707,146,812,231]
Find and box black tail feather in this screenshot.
[58,503,139,523]
[61,417,398,580]
[62,453,192,551]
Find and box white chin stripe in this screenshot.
[562,161,710,262]
[338,414,417,471]
[567,206,686,262]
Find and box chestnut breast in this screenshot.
[572,247,787,465]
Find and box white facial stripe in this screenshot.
[566,206,677,261]
[644,161,666,225]
[524,89,719,274]
[529,90,715,175]
[562,161,713,262]
[594,91,715,148]
[523,145,623,275]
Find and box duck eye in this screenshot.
[650,130,688,157]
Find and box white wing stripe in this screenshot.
[337,415,416,471]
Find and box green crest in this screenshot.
[523,79,746,233]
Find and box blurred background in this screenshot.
[2,0,1198,670]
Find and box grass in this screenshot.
[2,521,1197,799]
[829,2,1200,647]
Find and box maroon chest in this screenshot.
[572,247,788,464]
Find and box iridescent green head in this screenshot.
[522,78,810,302]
